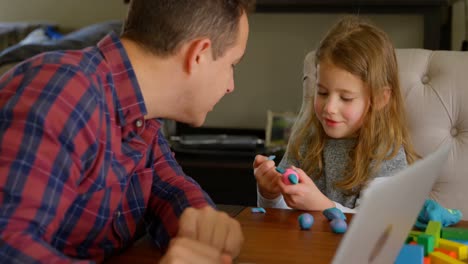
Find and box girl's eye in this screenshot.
[317,91,328,96]
[341,97,354,102]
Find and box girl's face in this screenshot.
[314,61,370,139]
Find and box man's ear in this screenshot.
[184,38,212,74]
[375,86,392,110]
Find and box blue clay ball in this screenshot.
[298,213,314,230]
[330,218,347,233]
[323,207,347,221]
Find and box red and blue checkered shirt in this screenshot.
[0,33,213,263]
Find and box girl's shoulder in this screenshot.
[378,145,408,178]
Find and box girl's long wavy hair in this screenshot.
[289,16,419,192]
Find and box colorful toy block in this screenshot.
[395,244,424,264]
[429,251,465,264]
[409,231,423,242]
[438,238,468,260]
[418,234,435,256]
[426,221,442,247]
[441,227,468,241]
[434,248,457,259]
[447,240,468,246]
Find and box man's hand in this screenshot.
[160,237,232,264]
[177,206,244,258]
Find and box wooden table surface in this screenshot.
[109,206,350,264]
[109,206,468,264]
[234,207,348,264]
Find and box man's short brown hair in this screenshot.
[122,0,255,59]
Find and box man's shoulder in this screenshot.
[11,46,103,79]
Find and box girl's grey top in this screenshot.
[258,138,408,212]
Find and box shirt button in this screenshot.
[451,127,458,137]
[115,211,121,218]
[421,75,430,84]
[135,119,143,128]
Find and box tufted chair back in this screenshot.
[299,49,468,218]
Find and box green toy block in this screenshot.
[425,221,442,247]
[417,234,435,256]
[406,236,415,244]
[442,227,468,241]
[410,231,423,238]
[407,231,423,242]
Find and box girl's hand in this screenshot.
[279,166,334,211]
[253,155,282,199]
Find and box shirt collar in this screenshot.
[97,32,147,127]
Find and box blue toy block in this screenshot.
[395,244,424,264]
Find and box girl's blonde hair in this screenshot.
[289,16,419,192]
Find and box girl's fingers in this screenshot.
[253,154,268,168]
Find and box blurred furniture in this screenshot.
[462,0,468,50]
[0,21,122,76]
[256,0,453,50]
[171,125,266,206]
[301,49,468,218]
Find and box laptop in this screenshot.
[332,143,451,264]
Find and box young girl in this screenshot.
[254,16,419,213]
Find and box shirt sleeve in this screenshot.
[146,128,214,248]
[0,65,95,263]
[256,185,291,209]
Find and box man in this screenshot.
[0,0,255,263]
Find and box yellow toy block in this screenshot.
[426,221,442,247]
[439,238,468,260]
[429,251,464,264]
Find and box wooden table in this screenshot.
[109,206,349,264]
[109,206,468,263]
[234,207,347,264]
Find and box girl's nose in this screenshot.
[324,97,338,114]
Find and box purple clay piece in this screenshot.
[251,207,266,214]
[323,207,347,221]
[298,213,314,230]
[330,218,347,234]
